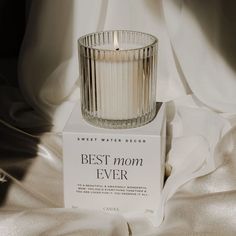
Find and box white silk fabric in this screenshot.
[1,0,235,235]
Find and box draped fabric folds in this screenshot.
[0,0,236,235]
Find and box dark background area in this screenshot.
[0,0,26,86]
[0,0,26,57]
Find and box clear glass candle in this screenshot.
[78,30,158,129]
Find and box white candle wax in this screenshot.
[95,49,141,120]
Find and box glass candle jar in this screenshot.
[78,30,158,129]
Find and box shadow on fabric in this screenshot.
[0,79,52,206]
[0,0,52,206]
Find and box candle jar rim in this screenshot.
[78,30,158,52]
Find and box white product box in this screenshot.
[63,102,166,214]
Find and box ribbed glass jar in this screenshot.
[78,30,158,129]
